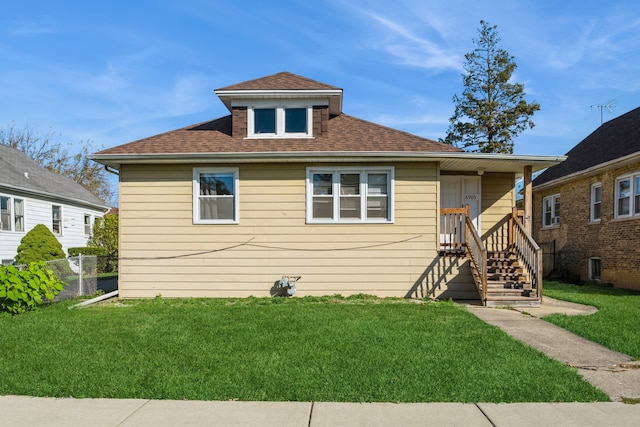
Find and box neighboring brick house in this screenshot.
[92,72,562,304]
[532,106,640,290]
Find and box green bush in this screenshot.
[15,224,65,265]
[0,262,66,315]
[68,247,107,257]
[88,214,118,273]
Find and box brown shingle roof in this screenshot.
[534,106,640,187]
[94,113,461,156]
[216,71,341,91]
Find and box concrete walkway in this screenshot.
[3,297,640,426]
[2,395,640,426]
[467,297,640,401]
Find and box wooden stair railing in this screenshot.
[440,206,487,301]
[509,207,543,300]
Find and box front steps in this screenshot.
[484,251,540,307]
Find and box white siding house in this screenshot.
[0,145,108,264]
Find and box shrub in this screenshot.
[0,262,66,315]
[15,224,65,265]
[88,214,118,273]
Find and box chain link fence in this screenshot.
[18,255,98,301]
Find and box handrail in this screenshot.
[510,209,543,299]
[440,206,487,302]
[465,214,487,302]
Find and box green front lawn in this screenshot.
[0,296,608,402]
[543,281,640,359]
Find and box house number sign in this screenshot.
[464,193,479,201]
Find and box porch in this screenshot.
[440,206,543,307]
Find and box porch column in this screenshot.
[523,165,533,234]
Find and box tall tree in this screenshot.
[442,20,540,153]
[0,123,113,204]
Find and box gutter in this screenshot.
[90,151,567,166]
[0,182,109,211]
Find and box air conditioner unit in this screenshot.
[551,216,560,224]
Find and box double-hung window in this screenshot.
[615,173,640,219]
[542,194,560,228]
[84,214,92,236]
[193,168,239,224]
[590,183,601,222]
[307,167,393,223]
[1,196,11,231]
[52,205,62,235]
[2,196,24,232]
[247,103,312,138]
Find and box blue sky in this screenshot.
[2,0,640,158]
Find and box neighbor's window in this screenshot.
[542,194,560,228]
[306,167,393,223]
[84,214,92,236]
[248,104,312,137]
[52,205,62,235]
[14,198,24,232]
[615,173,640,219]
[1,196,11,231]
[589,258,601,281]
[590,183,601,222]
[1,196,25,232]
[193,167,239,224]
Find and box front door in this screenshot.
[440,176,482,244]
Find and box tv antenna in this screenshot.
[591,100,616,125]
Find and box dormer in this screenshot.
[214,72,343,139]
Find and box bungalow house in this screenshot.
[532,106,640,291]
[0,144,108,263]
[91,72,563,306]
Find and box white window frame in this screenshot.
[193,167,240,224]
[84,214,93,236]
[614,172,640,219]
[243,100,316,139]
[590,182,602,223]
[306,166,394,224]
[52,204,62,235]
[542,194,560,228]
[588,257,601,281]
[0,195,25,232]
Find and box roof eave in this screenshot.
[533,151,640,191]
[0,183,109,211]
[215,89,343,115]
[90,152,566,174]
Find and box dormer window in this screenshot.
[246,102,313,138]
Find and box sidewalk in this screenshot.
[2,395,640,427]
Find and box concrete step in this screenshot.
[485,295,541,308]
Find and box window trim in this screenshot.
[52,204,62,235]
[84,214,93,236]
[0,195,25,233]
[590,182,602,223]
[305,166,395,224]
[193,167,240,225]
[614,172,640,219]
[245,101,314,139]
[542,194,560,228]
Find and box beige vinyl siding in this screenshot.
[118,162,439,298]
[480,172,515,236]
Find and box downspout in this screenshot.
[68,290,119,309]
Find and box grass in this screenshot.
[0,296,608,402]
[543,281,640,359]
